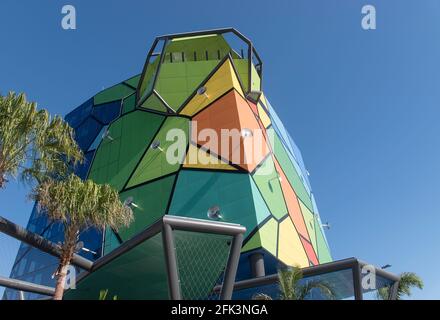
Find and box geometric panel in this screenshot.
[273,156,311,241]
[118,174,176,242]
[298,199,318,253]
[74,117,102,151]
[125,116,189,188]
[169,170,264,238]
[88,111,165,191]
[64,233,169,300]
[87,126,107,152]
[192,90,270,172]
[65,98,93,129]
[139,91,168,113]
[315,219,332,264]
[299,236,319,266]
[269,126,313,211]
[242,218,278,257]
[92,100,121,124]
[278,218,309,268]
[94,83,135,105]
[257,102,271,128]
[252,156,287,220]
[179,58,244,116]
[122,93,136,115]
[183,143,237,171]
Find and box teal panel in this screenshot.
[268,127,313,211]
[252,156,288,220]
[118,175,176,242]
[64,233,169,300]
[88,111,165,191]
[169,170,264,237]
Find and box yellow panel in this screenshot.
[183,143,237,170]
[259,92,269,109]
[242,218,278,257]
[180,59,244,116]
[258,102,271,128]
[278,218,309,267]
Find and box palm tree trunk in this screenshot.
[53,262,70,300]
[53,226,77,300]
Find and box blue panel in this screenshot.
[88,126,107,152]
[235,248,283,282]
[65,98,93,128]
[92,100,121,124]
[266,99,312,193]
[74,117,102,151]
[74,151,95,180]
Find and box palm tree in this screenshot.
[32,174,134,300]
[0,92,82,188]
[253,266,335,300]
[377,272,423,300]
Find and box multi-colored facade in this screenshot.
[4,28,331,300]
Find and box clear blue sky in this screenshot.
[1,0,439,299]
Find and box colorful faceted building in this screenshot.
[3,29,331,300]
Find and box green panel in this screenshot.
[169,171,262,238]
[155,60,220,110]
[121,93,136,114]
[268,127,313,211]
[140,92,168,113]
[251,63,261,92]
[118,175,176,242]
[315,219,332,263]
[139,57,160,103]
[124,74,141,88]
[233,59,249,92]
[64,233,169,300]
[163,34,233,62]
[252,156,288,220]
[126,117,189,188]
[94,83,135,105]
[242,218,278,255]
[88,111,165,191]
[299,199,318,251]
[174,230,232,300]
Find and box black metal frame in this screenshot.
[136,28,263,108]
[212,257,401,300]
[0,215,245,300]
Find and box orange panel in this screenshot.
[273,156,310,241]
[248,100,258,116]
[300,235,319,265]
[192,90,270,172]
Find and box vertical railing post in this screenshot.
[162,223,181,300]
[220,233,243,300]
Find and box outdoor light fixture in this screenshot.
[321,222,331,230]
[207,205,222,220]
[241,128,253,138]
[150,140,164,152]
[101,128,114,141]
[75,241,98,256]
[124,196,139,209]
[197,86,209,99]
[269,174,282,183]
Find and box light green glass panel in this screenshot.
[126,117,189,188]
[88,111,165,191]
[315,218,332,263]
[252,156,288,220]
